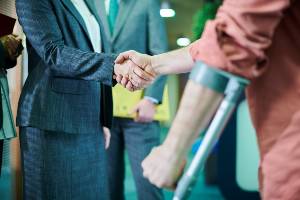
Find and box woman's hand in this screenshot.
[0,34,23,60]
[103,127,111,149]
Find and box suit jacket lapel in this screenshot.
[61,0,89,37]
[112,0,136,42]
[94,0,112,40]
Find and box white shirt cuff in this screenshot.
[144,96,159,104]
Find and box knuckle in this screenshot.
[136,78,142,85]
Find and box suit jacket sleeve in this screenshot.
[16,0,115,86]
[143,0,168,103]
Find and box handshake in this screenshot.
[113,50,157,91]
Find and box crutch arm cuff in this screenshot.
[189,61,249,94]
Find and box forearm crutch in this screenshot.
[173,62,249,200]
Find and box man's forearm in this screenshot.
[151,47,194,75]
[163,80,223,156]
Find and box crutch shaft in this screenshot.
[173,78,247,200]
[173,99,235,200]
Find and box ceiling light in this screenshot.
[160,1,176,18]
[177,37,191,47]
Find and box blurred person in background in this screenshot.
[0,34,22,176]
[99,0,168,199]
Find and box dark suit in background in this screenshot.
[96,0,168,199]
[16,0,116,198]
[0,14,20,176]
[0,38,18,176]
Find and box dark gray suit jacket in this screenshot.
[16,0,116,134]
[96,0,168,103]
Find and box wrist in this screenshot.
[150,55,161,75]
[163,134,189,158]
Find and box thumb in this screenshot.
[129,102,140,115]
[115,50,135,64]
[130,103,141,121]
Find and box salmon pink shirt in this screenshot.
[190,0,300,199]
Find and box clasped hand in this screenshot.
[114,50,157,91]
[0,34,23,61]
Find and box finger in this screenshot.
[130,73,151,88]
[161,160,186,190]
[135,116,142,123]
[121,76,129,87]
[142,151,158,176]
[170,160,186,189]
[151,172,165,189]
[134,115,142,123]
[128,75,139,87]
[142,159,152,178]
[130,102,139,116]
[135,111,147,123]
[8,36,19,51]
[6,39,18,57]
[144,66,157,77]
[16,41,24,53]
[139,109,154,123]
[133,66,154,81]
[6,45,13,57]
[15,36,23,41]
[116,75,123,83]
[163,181,177,190]
[105,132,111,149]
[125,81,135,92]
[132,106,142,122]
[103,128,111,149]
[11,34,18,38]
[115,53,129,64]
[148,172,162,188]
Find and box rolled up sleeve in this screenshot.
[190,0,291,80]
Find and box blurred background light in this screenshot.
[160,1,176,18]
[176,36,191,47]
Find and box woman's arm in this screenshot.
[16,0,116,85]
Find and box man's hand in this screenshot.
[142,144,186,190]
[131,98,156,123]
[115,50,157,90]
[0,34,23,61]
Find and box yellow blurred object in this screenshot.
[113,84,170,122]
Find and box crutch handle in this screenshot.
[173,77,249,200]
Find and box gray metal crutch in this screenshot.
[173,75,249,200]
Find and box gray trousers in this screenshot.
[20,127,109,200]
[106,118,164,200]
